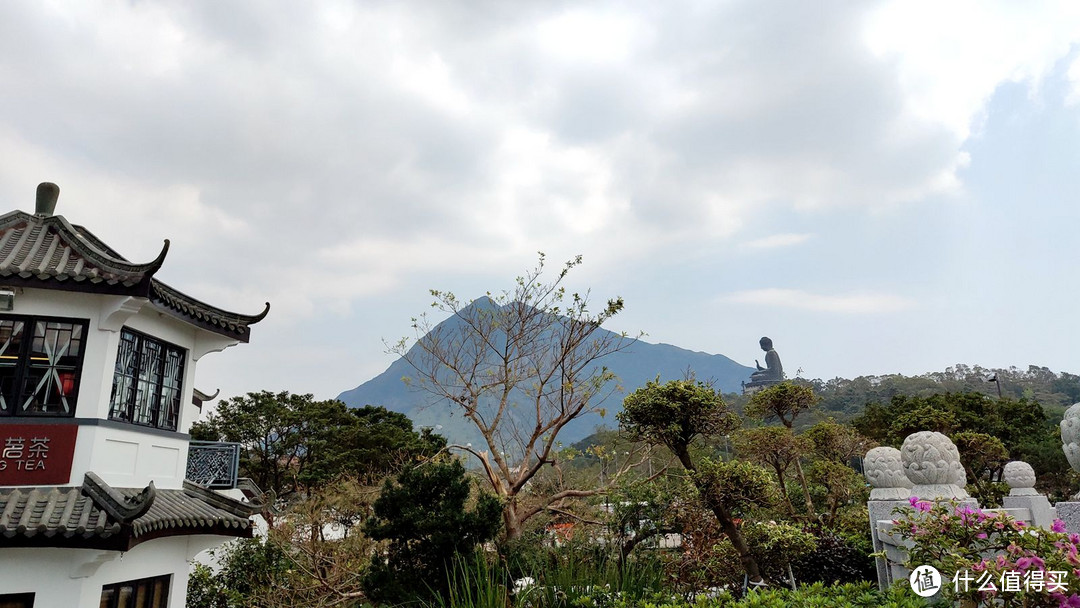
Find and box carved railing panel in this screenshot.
[186,441,241,489]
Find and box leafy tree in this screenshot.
[191,393,444,499]
[605,478,683,569]
[340,405,446,480]
[190,391,330,499]
[952,431,1009,505]
[804,419,875,465]
[732,426,806,517]
[618,378,766,585]
[805,459,866,526]
[807,364,1080,417]
[188,478,380,608]
[186,537,291,608]
[745,383,819,515]
[363,459,503,604]
[390,254,638,541]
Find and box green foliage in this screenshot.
[186,537,291,608]
[191,392,444,498]
[605,477,684,564]
[363,459,503,604]
[805,459,867,526]
[790,523,876,586]
[503,581,921,608]
[693,459,777,516]
[744,382,818,428]
[518,540,666,607]
[427,553,510,608]
[803,420,874,465]
[618,379,740,462]
[717,521,817,587]
[952,431,1009,506]
[341,405,447,479]
[807,364,1080,419]
[852,392,1046,448]
[723,581,923,608]
[851,391,1074,498]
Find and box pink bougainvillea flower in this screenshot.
[1015,556,1044,571]
[976,532,988,539]
[908,496,919,507]
[1054,519,1069,533]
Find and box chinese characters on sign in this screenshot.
[909,565,942,597]
[0,424,77,485]
[953,568,1069,593]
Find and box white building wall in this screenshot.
[0,535,226,607]
[5,287,239,490]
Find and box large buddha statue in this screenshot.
[749,336,783,384]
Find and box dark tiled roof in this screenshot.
[0,210,268,342]
[151,281,269,342]
[0,211,167,288]
[0,472,261,550]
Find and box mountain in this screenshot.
[337,299,755,446]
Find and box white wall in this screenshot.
[0,535,230,607]
[4,287,239,489]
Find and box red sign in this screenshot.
[0,424,78,486]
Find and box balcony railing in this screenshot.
[186,441,241,489]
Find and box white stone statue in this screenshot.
[901,431,969,500]
[1061,402,1080,474]
[865,446,912,500]
[1003,461,1038,496]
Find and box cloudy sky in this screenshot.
[1,1,1078,404]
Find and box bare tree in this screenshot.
[390,254,641,540]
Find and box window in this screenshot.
[0,315,88,417]
[0,593,35,608]
[99,575,169,608]
[109,328,186,432]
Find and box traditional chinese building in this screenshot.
[0,183,268,607]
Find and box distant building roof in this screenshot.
[0,472,262,551]
[0,202,268,341]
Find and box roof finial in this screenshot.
[36,182,59,217]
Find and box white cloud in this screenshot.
[720,288,915,314]
[743,233,813,250]
[864,0,1080,140]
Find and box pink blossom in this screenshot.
[976,532,988,539]
[1054,519,1069,533]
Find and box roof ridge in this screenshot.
[44,215,169,276]
[81,472,156,524]
[182,479,265,517]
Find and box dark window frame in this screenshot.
[99,574,170,608]
[0,592,35,608]
[0,313,90,418]
[109,327,186,432]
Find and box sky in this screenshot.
[0,1,1078,406]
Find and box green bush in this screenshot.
[790,524,875,586]
[186,537,291,608]
[363,458,502,604]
